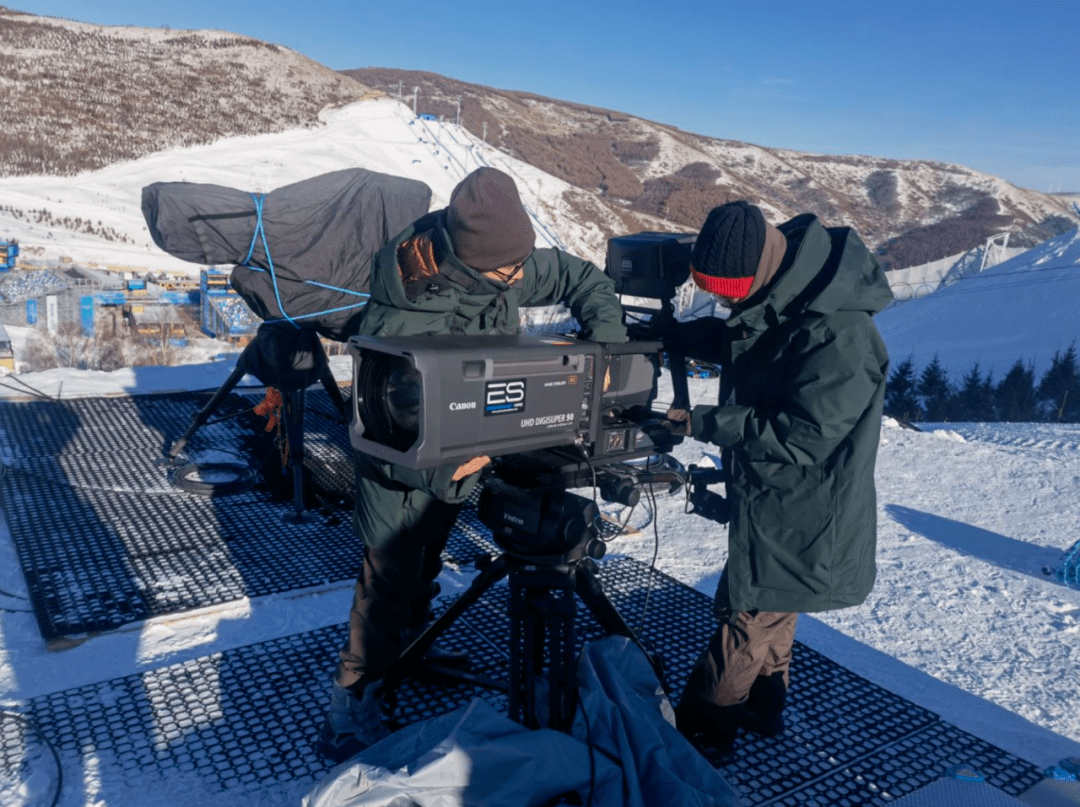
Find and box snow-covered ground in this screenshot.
[1,97,1079,805]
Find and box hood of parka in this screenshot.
[726,213,893,333]
[365,210,517,316]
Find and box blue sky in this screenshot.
[9,0,1079,192]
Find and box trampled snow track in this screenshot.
[922,422,1080,456]
[827,419,1080,753]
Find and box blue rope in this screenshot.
[238,270,370,300]
[305,280,370,297]
[241,195,261,265]
[253,194,298,328]
[259,306,361,323]
[239,193,372,328]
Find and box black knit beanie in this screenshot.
[690,200,766,299]
[446,167,535,272]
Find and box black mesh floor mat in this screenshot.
[0,557,1042,805]
[0,388,621,641]
[0,389,365,640]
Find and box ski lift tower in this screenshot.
[979,232,1010,272]
[0,240,18,272]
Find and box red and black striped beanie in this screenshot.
[690,201,767,300]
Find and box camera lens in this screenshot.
[384,361,421,432]
[356,351,421,450]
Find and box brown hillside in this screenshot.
[344,68,1078,269]
[0,6,373,177]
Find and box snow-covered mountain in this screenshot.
[2,89,1079,381]
[0,98,625,270]
[3,6,1078,272]
[876,226,1080,378]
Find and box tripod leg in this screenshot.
[281,389,317,524]
[166,361,249,461]
[574,562,666,688]
[547,585,578,732]
[509,567,578,732]
[383,554,511,694]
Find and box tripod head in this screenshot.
[477,477,608,566]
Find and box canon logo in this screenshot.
[449,401,477,411]
[504,514,525,525]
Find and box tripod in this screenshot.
[164,322,348,522]
[382,486,665,733]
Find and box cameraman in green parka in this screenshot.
[319,167,627,762]
[668,201,892,757]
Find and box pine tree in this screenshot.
[953,361,996,421]
[981,370,996,420]
[1037,343,1080,422]
[917,354,954,421]
[884,355,922,423]
[995,359,1038,422]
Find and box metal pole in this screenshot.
[412,86,419,115]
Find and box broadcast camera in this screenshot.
[347,231,723,507]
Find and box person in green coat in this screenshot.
[320,167,627,762]
[668,200,892,757]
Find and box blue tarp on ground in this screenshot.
[303,636,741,807]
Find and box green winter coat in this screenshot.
[353,210,627,507]
[357,211,626,342]
[690,214,893,614]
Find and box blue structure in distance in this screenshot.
[0,240,18,272]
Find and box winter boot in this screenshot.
[317,680,392,763]
[675,695,746,764]
[741,671,787,737]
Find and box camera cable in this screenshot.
[574,444,611,543]
[571,444,652,542]
[680,468,696,515]
[566,440,662,626]
[167,461,257,496]
[610,500,640,540]
[0,709,63,807]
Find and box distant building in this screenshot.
[124,303,187,340]
[200,269,259,343]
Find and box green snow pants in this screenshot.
[335,451,481,691]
